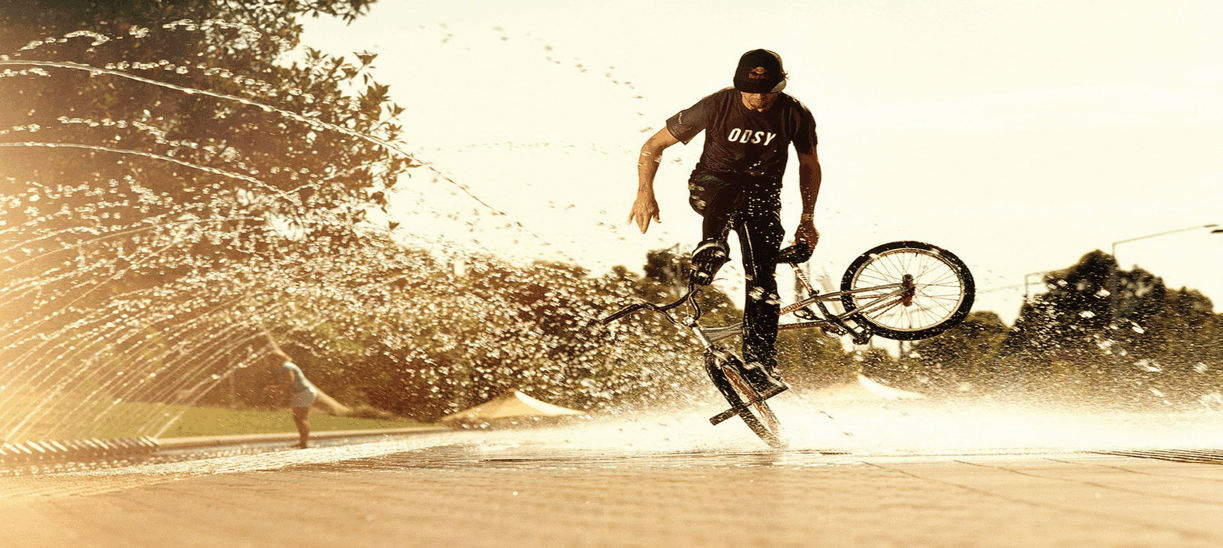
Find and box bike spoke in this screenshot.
[847,247,969,333]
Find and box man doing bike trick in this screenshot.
[628,49,822,395]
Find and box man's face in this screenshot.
[740,91,779,112]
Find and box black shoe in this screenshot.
[741,361,788,399]
[690,240,729,286]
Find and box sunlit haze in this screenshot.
[302,0,1223,322]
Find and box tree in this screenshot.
[774,327,847,389]
[996,250,1223,407]
[637,246,741,324]
[903,311,1009,394]
[0,0,409,317]
[0,0,423,439]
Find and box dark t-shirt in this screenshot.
[666,87,817,181]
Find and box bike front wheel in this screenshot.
[705,352,787,449]
[840,241,975,341]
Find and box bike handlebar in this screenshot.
[602,244,811,326]
[601,286,699,325]
[600,302,652,324]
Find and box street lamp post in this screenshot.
[1023,270,1056,302]
[1109,223,1220,320]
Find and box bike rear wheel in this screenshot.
[706,352,787,449]
[840,240,975,341]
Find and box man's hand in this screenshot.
[795,149,822,252]
[628,193,660,234]
[631,128,679,235]
[795,219,819,251]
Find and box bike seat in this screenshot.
[777,243,812,265]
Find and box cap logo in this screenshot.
[748,67,770,80]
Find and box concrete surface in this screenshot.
[3,422,1223,548]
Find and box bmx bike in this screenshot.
[601,240,975,449]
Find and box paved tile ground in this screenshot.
[3,423,1223,548]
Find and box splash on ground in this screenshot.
[4,389,1222,500]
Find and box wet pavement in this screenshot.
[3,403,1223,547]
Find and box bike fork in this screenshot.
[787,264,877,345]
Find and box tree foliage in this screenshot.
[900,311,1010,394]
[0,0,407,279]
[991,251,1223,407]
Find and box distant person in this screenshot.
[267,345,317,449]
[627,49,822,395]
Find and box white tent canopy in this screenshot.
[440,390,586,424]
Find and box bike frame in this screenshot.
[701,263,915,346]
[606,262,916,348]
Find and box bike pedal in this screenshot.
[758,383,789,400]
[710,408,737,425]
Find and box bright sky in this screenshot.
[303,0,1223,321]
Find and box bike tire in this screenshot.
[705,352,787,449]
[839,240,975,341]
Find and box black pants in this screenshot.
[688,172,784,370]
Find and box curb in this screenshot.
[154,426,446,451]
[1,437,160,465]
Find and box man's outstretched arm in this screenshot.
[794,148,822,250]
[629,127,680,234]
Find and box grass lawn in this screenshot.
[156,405,440,438]
[3,392,439,442]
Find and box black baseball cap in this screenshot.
[733,49,787,94]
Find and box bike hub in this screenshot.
[900,273,916,306]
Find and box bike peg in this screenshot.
[777,243,813,265]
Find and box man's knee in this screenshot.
[688,174,730,215]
